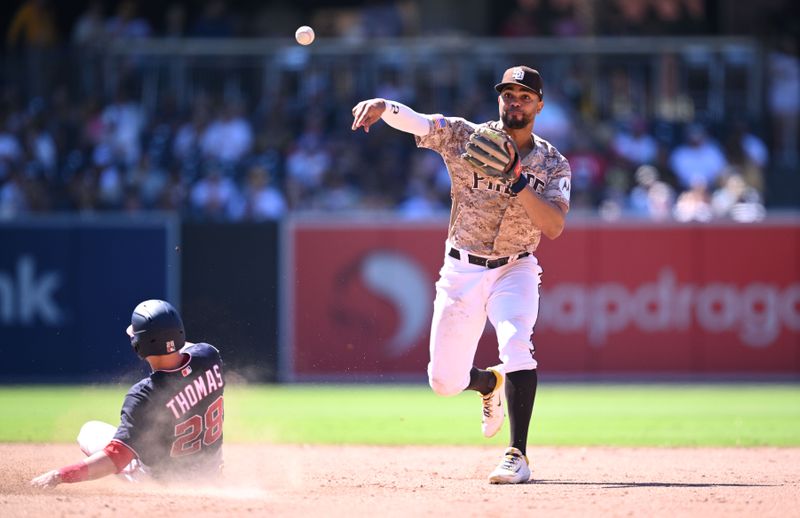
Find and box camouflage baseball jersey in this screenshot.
[112,342,224,479]
[416,118,571,256]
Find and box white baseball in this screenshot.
[295,26,315,46]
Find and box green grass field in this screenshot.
[1,384,798,446]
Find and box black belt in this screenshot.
[448,248,530,269]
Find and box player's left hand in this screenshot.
[30,469,61,489]
[461,127,522,183]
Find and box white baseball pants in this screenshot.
[77,420,145,481]
[427,245,542,396]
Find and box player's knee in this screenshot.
[77,420,116,457]
[78,420,101,441]
[497,320,535,350]
[428,375,463,396]
[77,421,97,456]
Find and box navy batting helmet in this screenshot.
[127,299,185,358]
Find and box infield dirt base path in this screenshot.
[2,444,798,517]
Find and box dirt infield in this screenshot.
[2,444,798,517]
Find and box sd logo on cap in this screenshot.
[495,66,543,99]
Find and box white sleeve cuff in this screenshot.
[380,100,431,136]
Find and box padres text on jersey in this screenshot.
[416,118,571,257]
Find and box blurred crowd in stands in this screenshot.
[1,0,797,222]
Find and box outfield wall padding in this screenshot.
[284,219,800,380]
[0,215,179,381]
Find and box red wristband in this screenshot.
[58,462,89,483]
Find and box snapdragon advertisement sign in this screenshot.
[0,216,179,381]
[286,220,800,380]
[533,225,800,373]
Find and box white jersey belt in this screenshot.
[448,247,530,269]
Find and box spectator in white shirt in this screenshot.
[669,124,727,190]
[235,164,287,221]
[612,118,658,167]
[189,164,241,220]
[200,103,253,165]
[101,88,144,167]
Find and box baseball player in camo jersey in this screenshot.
[31,300,225,488]
[352,66,571,484]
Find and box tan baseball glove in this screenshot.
[461,127,522,183]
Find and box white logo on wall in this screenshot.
[360,251,431,357]
[0,255,64,325]
[539,268,800,348]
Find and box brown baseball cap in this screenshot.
[495,66,543,98]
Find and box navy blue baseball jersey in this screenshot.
[112,342,224,478]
